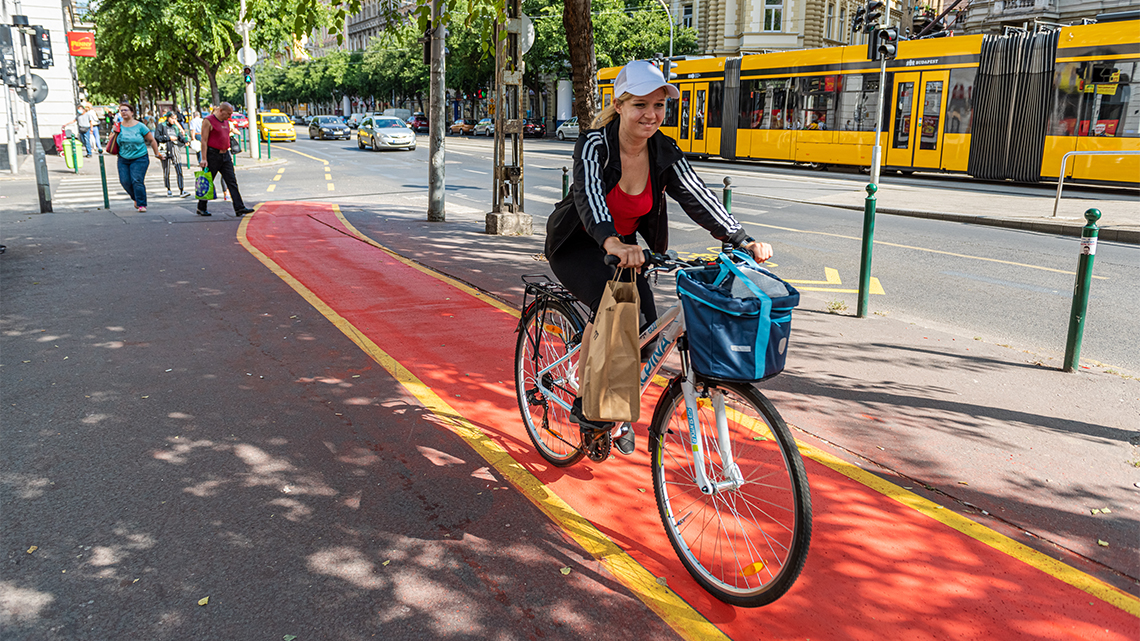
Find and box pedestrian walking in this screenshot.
[197,102,253,217]
[189,110,203,163]
[64,103,96,157]
[155,111,189,197]
[107,102,165,212]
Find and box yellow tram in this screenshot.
[598,19,1139,186]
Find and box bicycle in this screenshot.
[514,248,812,607]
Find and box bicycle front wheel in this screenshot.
[650,378,812,607]
[515,300,585,467]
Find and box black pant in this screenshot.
[161,156,184,192]
[198,148,245,212]
[547,228,657,326]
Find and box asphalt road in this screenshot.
[251,134,1140,374]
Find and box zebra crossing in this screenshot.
[51,175,208,210]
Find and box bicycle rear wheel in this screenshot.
[650,378,811,607]
[515,300,585,467]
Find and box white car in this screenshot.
[473,117,495,136]
[357,116,417,151]
[555,116,580,140]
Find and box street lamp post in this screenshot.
[655,0,674,58]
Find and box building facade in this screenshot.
[957,0,1138,34]
[1,0,84,172]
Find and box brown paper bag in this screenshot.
[581,270,641,423]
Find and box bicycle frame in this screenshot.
[530,297,741,495]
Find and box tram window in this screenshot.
[740,79,763,129]
[708,81,723,128]
[799,75,837,130]
[741,78,794,129]
[945,68,976,134]
[694,89,707,140]
[680,90,691,139]
[920,81,943,150]
[1050,62,1086,136]
[838,73,880,131]
[1079,60,1137,137]
[893,82,914,148]
[665,97,678,127]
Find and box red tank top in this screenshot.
[606,173,652,236]
[205,114,230,151]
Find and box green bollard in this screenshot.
[857,183,877,318]
[1062,208,1101,372]
[70,135,80,174]
[184,140,191,167]
[722,176,732,214]
[561,166,569,199]
[98,153,110,209]
[266,131,271,160]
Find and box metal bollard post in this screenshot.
[857,183,878,318]
[184,141,191,167]
[266,132,271,160]
[722,176,733,214]
[70,135,80,174]
[561,166,569,199]
[1063,208,1101,372]
[98,153,110,209]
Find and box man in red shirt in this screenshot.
[197,103,253,217]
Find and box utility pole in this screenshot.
[427,0,445,222]
[238,0,259,160]
[656,0,674,58]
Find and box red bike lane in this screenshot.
[240,202,1137,640]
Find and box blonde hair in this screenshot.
[591,92,634,129]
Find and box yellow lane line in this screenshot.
[236,207,728,641]
[748,221,1108,280]
[327,183,334,191]
[330,205,1139,619]
[273,145,330,165]
[273,174,282,181]
[792,436,1140,617]
[266,184,276,192]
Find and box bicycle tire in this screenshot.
[515,299,586,467]
[649,377,812,607]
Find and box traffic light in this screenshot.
[651,54,678,82]
[242,66,253,84]
[421,29,431,66]
[0,26,19,86]
[852,6,866,35]
[29,25,52,69]
[864,1,885,33]
[877,26,899,60]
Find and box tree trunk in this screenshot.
[563,0,598,128]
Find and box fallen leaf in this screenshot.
[1091,508,1101,515]
[284,636,297,641]
[382,559,390,566]
[559,567,572,575]
[198,596,209,606]
[26,546,37,554]
[637,488,646,493]
[1102,508,1112,514]
[656,576,667,586]
[958,481,968,485]
[1097,540,1109,547]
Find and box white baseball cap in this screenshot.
[614,60,681,100]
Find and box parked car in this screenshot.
[449,119,474,136]
[346,112,369,129]
[407,112,429,133]
[474,117,495,136]
[308,115,352,140]
[256,109,296,143]
[230,112,250,129]
[523,118,547,138]
[357,116,417,151]
[292,114,309,125]
[555,116,579,140]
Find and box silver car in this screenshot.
[473,117,495,136]
[555,116,580,140]
[357,116,417,151]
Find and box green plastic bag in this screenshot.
[194,170,215,200]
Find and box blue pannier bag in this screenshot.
[677,251,800,382]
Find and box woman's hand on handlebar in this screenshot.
[743,239,774,263]
[603,236,646,269]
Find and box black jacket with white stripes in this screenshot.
[545,117,751,258]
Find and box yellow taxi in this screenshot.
[257,109,296,143]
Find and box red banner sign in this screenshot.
[67,32,96,57]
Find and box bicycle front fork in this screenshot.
[679,379,744,495]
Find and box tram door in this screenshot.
[886,71,950,169]
[675,82,709,154]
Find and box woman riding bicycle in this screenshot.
[545,60,773,456]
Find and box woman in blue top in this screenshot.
[111,102,164,212]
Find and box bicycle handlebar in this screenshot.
[604,249,709,272]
